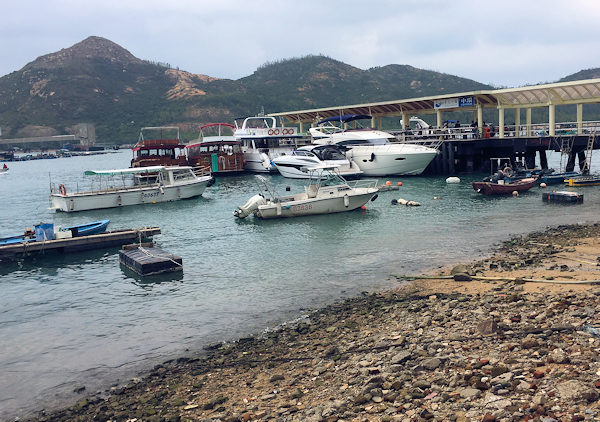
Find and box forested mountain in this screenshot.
[0,36,596,143]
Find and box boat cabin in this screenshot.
[186,123,245,174]
[131,126,187,168]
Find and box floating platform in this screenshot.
[119,243,182,276]
[542,191,584,204]
[0,227,161,262]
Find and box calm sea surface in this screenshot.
[1,150,600,418]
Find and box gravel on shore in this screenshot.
[31,223,600,422]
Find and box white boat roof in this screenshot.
[84,166,192,176]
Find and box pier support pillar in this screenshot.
[578,150,589,174]
[402,114,409,131]
[515,108,521,137]
[526,108,532,136]
[539,150,548,170]
[525,150,536,169]
[371,116,376,129]
[299,122,304,133]
[566,151,577,172]
[476,105,483,137]
[549,104,556,136]
[498,107,505,138]
[436,110,443,128]
[577,103,583,135]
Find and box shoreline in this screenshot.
[29,223,600,421]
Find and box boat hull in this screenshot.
[255,188,377,218]
[50,179,210,212]
[273,157,362,179]
[345,145,437,176]
[472,178,538,195]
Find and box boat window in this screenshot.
[140,150,149,156]
[294,151,313,157]
[337,139,370,146]
[315,147,346,160]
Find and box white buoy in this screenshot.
[540,182,547,188]
[446,176,461,184]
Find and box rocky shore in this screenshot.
[32,224,600,421]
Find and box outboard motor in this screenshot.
[233,194,267,219]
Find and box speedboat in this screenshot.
[234,165,378,219]
[309,114,438,176]
[0,164,8,173]
[186,123,245,174]
[234,115,309,173]
[50,166,214,212]
[272,145,363,179]
[0,220,110,245]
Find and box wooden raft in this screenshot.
[119,243,182,276]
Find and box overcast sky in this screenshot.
[2,0,599,87]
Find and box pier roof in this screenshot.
[269,78,600,124]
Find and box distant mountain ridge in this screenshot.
[0,36,597,143]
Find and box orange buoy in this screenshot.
[397,182,403,186]
[385,180,391,186]
[361,205,367,210]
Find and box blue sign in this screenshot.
[459,97,474,107]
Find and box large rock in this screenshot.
[556,380,598,402]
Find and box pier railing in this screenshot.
[392,120,600,143]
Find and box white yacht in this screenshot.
[309,115,438,176]
[272,145,362,179]
[50,166,213,212]
[234,165,378,219]
[233,115,309,173]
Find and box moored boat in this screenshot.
[130,127,188,168]
[234,115,309,173]
[564,175,600,186]
[50,166,213,212]
[234,165,378,219]
[186,123,245,174]
[309,115,438,176]
[272,145,362,179]
[0,220,110,245]
[472,177,538,195]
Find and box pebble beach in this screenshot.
[30,223,600,422]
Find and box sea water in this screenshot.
[1,150,600,418]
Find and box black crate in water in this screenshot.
[119,244,183,276]
[541,191,584,204]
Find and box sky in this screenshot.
[1,0,600,87]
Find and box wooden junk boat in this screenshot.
[130,126,188,168]
[186,123,245,175]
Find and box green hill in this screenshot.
[0,36,597,144]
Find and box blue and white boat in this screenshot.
[0,220,110,246]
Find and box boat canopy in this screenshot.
[84,166,168,176]
[317,114,372,125]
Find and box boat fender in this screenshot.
[503,166,513,177]
[391,199,398,205]
[343,194,350,207]
[370,194,378,202]
[59,184,67,195]
[407,200,421,206]
[159,186,164,194]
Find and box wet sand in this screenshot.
[31,223,600,421]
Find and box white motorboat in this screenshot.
[310,114,438,176]
[233,115,309,173]
[234,165,378,219]
[50,166,214,212]
[272,145,363,179]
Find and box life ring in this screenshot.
[503,166,513,177]
[59,184,67,195]
[267,129,274,135]
[273,128,280,135]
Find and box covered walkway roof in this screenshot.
[269,78,600,125]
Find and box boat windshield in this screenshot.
[336,138,390,146]
[311,169,346,187]
[312,147,346,160]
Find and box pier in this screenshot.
[270,78,600,175]
[0,227,161,262]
